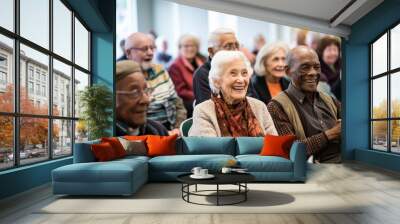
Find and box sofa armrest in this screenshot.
[73,140,100,163]
[289,141,307,182]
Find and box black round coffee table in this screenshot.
[177,173,255,206]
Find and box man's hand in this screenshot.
[168,128,181,137]
[324,119,341,141]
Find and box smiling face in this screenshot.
[116,72,150,128]
[215,59,250,104]
[126,33,155,70]
[289,47,321,93]
[179,38,198,60]
[264,49,287,78]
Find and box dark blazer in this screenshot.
[249,74,290,106]
[193,60,211,105]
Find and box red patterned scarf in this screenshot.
[211,94,264,137]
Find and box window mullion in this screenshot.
[48,0,54,160]
[71,10,76,155]
[387,29,391,153]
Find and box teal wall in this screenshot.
[0,0,115,200]
[344,0,400,171]
[0,158,72,199]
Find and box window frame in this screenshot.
[370,20,400,154]
[0,0,92,171]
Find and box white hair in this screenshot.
[208,28,236,48]
[209,51,253,94]
[178,34,200,48]
[254,42,289,77]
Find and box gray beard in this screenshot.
[141,61,152,70]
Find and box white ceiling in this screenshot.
[166,0,384,38]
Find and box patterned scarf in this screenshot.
[211,94,264,137]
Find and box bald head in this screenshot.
[286,46,321,93]
[124,32,156,69]
[286,46,318,70]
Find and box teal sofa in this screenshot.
[52,137,306,196]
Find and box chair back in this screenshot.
[180,118,193,137]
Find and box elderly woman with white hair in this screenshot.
[249,42,290,106]
[189,50,277,137]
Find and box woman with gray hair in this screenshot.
[189,50,277,137]
[250,42,290,106]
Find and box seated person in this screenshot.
[193,28,240,105]
[168,34,206,118]
[189,51,277,137]
[124,32,186,135]
[267,46,341,163]
[116,60,168,136]
[250,42,290,106]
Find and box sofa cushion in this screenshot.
[178,137,236,155]
[101,137,127,158]
[148,154,235,172]
[118,137,147,156]
[73,140,101,163]
[236,155,293,172]
[91,142,118,161]
[235,137,264,155]
[53,158,147,183]
[260,135,297,159]
[147,135,178,157]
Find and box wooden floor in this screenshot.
[1,162,400,224]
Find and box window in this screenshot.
[0,0,91,170]
[28,81,34,94]
[0,0,14,32]
[42,85,46,97]
[0,54,8,87]
[35,83,40,95]
[371,23,400,154]
[35,70,41,81]
[28,67,34,80]
[0,71,6,85]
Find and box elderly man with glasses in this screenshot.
[193,28,240,105]
[124,32,186,135]
[267,46,341,163]
[116,60,168,136]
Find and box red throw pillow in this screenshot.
[146,135,178,157]
[101,137,127,158]
[91,142,117,161]
[124,135,149,141]
[260,135,297,159]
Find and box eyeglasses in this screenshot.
[117,88,153,99]
[128,45,157,53]
[221,42,240,50]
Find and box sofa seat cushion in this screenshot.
[149,154,235,172]
[53,159,147,183]
[116,155,150,163]
[177,137,236,155]
[236,155,293,172]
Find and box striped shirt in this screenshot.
[143,64,178,128]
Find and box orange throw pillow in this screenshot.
[260,135,297,159]
[146,135,178,157]
[91,142,117,161]
[101,137,127,158]
[124,135,149,141]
